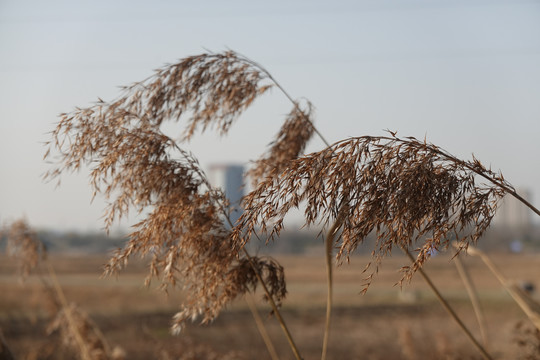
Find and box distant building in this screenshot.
[493,187,532,229]
[208,164,245,226]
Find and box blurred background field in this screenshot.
[1,249,539,359]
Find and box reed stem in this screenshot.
[453,253,489,347]
[321,227,334,360]
[403,248,493,360]
[245,294,280,360]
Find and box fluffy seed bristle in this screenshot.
[234,134,509,289]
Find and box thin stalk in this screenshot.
[453,255,489,347]
[245,294,280,360]
[230,218,303,359]
[270,77,330,148]
[403,248,493,360]
[241,247,303,360]
[467,247,540,330]
[233,233,303,359]
[322,219,342,360]
[467,247,517,285]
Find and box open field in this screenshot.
[1,252,539,359]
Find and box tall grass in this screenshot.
[1,219,125,360]
[42,50,540,359]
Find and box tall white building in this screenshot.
[208,164,245,226]
[494,187,532,229]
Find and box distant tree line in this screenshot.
[0,230,126,254]
[1,224,538,255]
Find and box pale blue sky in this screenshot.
[1,0,539,231]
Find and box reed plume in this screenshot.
[3,218,46,279]
[6,218,127,360]
[47,302,121,360]
[247,99,315,186]
[44,51,301,335]
[234,134,509,289]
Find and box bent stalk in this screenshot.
[245,294,280,360]
[453,249,489,347]
[242,248,303,360]
[403,248,493,360]
[467,247,540,330]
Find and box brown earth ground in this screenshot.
[1,252,539,359]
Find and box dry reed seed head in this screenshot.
[92,153,281,333]
[247,100,315,187]
[52,107,219,231]
[103,190,251,332]
[170,255,287,335]
[47,303,112,360]
[174,52,274,140]
[234,135,509,289]
[44,51,273,176]
[226,257,287,305]
[4,219,46,279]
[44,51,276,213]
[44,51,297,335]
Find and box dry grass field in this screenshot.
[1,251,539,359]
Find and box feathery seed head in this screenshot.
[234,134,508,289]
[45,51,289,332]
[248,100,315,186]
[3,219,46,279]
